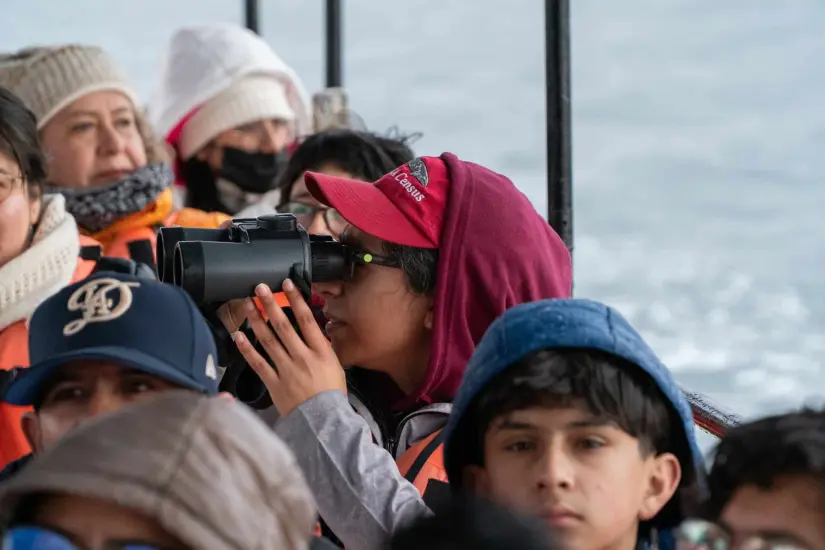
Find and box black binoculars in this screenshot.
[156,214,358,410]
[156,214,351,303]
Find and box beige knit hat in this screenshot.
[0,391,318,550]
[0,44,140,130]
[178,73,295,159]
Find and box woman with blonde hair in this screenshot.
[0,44,230,262]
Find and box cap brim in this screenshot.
[3,346,215,406]
[304,172,436,248]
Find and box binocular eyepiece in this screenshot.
[156,214,350,303]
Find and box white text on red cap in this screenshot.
[389,167,426,202]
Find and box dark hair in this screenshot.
[383,242,439,295]
[704,409,825,519]
[450,348,693,530]
[276,129,415,207]
[471,349,676,455]
[387,495,558,550]
[0,86,46,198]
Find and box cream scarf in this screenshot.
[0,194,81,331]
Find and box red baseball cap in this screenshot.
[303,156,449,249]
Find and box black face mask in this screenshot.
[218,147,284,194]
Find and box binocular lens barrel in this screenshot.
[156,227,228,283]
[174,238,310,303]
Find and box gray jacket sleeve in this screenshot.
[275,390,433,550]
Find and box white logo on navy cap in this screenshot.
[63,278,141,336]
[205,354,217,380]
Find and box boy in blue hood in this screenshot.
[443,299,703,550]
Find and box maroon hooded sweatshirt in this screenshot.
[398,152,572,409]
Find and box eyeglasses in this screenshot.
[349,248,400,268]
[1,526,172,550]
[335,226,403,280]
[277,201,349,236]
[322,247,400,282]
[677,519,810,550]
[0,172,23,203]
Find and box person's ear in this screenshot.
[29,199,41,222]
[197,142,223,172]
[27,186,42,223]
[424,297,434,330]
[195,142,211,162]
[638,452,682,521]
[21,411,44,454]
[463,464,492,495]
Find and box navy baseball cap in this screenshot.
[3,271,219,406]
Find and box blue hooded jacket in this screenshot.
[443,298,704,547]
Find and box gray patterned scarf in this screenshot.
[45,163,172,233]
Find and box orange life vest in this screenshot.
[0,235,99,468]
[318,429,450,547]
[85,188,231,261]
[396,429,450,501]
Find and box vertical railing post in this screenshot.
[245,0,260,34]
[545,0,574,264]
[325,0,343,87]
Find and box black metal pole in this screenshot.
[545,0,574,259]
[326,0,343,87]
[245,0,260,34]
